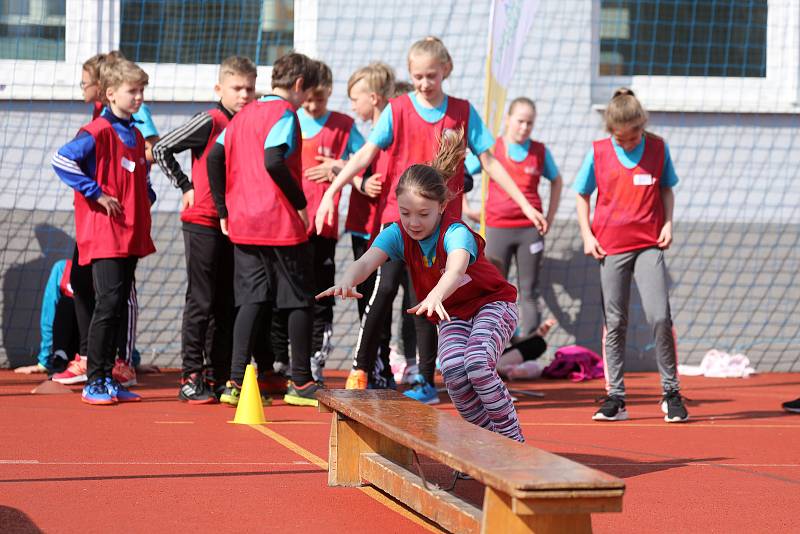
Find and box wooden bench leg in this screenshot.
[327,412,412,487]
[481,487,593,534]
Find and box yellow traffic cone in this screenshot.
[231,364,266,425]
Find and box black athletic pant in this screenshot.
[181,229,234,382]
[310,234,336,355]
[53,295,80,361]
[86,257,137,383]
[353,246,438,385]
[71,245,134,362]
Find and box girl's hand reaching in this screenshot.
[408,293,451,322]
[657,221,673,249]
[522,204,548,235]
[316,285,363,301]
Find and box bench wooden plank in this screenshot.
[360,453,482,534]
[482,487,592,534]
[317,389,624,497]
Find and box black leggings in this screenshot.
[352,254,438,385]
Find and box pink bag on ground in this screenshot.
[542,345,604,382]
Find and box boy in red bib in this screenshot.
[152,56,257,403]
[207,52,321,407]
[269,61,365,384]
[52,59,155,405]
[575,88,687,423]
[318,129,524,442]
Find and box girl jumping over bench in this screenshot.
[317,128,534,442]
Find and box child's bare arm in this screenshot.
[316,247,388,300]
[658,187,674,249]
[546,176,563,227]
[576,193,606,259]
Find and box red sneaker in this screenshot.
[112,359,137,387]
[52,355,87,384]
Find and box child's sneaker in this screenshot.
[592,395,627,421]
[112,358,137,387]
[345,369,368,390]
[782,397,800,413]
[403,375,440,405]
[661,390,689,423]
[284,380,321,407]
[106,377,141,402]
[53,355,87,384]
[401,364,419,385]
[258,371,288,396]
[178,373,218,404]
[219,381,241,406]
[81,378,116,405]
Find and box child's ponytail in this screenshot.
[604,87,648,132]
[396,127,465,205]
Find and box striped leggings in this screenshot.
[438,301,524,442]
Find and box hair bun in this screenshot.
[612,87,635,98]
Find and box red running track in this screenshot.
[0,369,798,533]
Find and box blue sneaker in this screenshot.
[82,378,116,405]
[403,375,439,405]
[105,377,141,403]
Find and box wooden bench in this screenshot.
[317,389,624,534]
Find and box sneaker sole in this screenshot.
[54,374,87,385]
[81,396,116,405]
[114,396,142,403]
[783,406,800,413]
[664,415,689,423]
[283,394,318,407]
[180,397,219,405]
[592,410,628,421]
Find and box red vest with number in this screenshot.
[400,216,517,324]
[592,134,666,255]
[380,94,469,225]
[181,108,228,229]
[60,260,74,298]
[486,137,546,228]
[224,99,306,246]
[73,118,155,265]
[345,149,387,240]
[301,111,354,239]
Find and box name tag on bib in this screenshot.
[633,173,653,186]
[121,157,136,172]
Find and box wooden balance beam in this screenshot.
[317,389,624,534]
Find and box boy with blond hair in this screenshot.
[153,56,257,403]
[52,58,156,405]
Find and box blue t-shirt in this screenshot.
[373,222,478,266]
[573,136,679,195]
[133,103,159,138]
[215,95,298,156]
[297,108,365,159]
[464,140,560,180]
[368,93,494,156]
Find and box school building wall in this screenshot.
[2,0,799,372]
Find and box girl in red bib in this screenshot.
[575,88,687,423]
[484,97,563,336]
[318,130,524,442]
[313,36,546,401]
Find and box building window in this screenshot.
[599,0,768,78]
[120,0,293,65]
[0,0,66,60]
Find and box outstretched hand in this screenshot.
[407,294,450,322]
[316,285,363,300]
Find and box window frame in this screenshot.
[591,0,800,113]
[0,0,309,101]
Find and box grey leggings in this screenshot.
[600,247,680,397]
[485,225,543,335]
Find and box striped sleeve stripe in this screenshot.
[52,153,86,175]
[153,112,212,186]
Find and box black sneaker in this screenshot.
[178,372,218,405]
[781,397,800,413]
[592,395,628,421]
[284,380,321,407]
[661,390,689,423]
